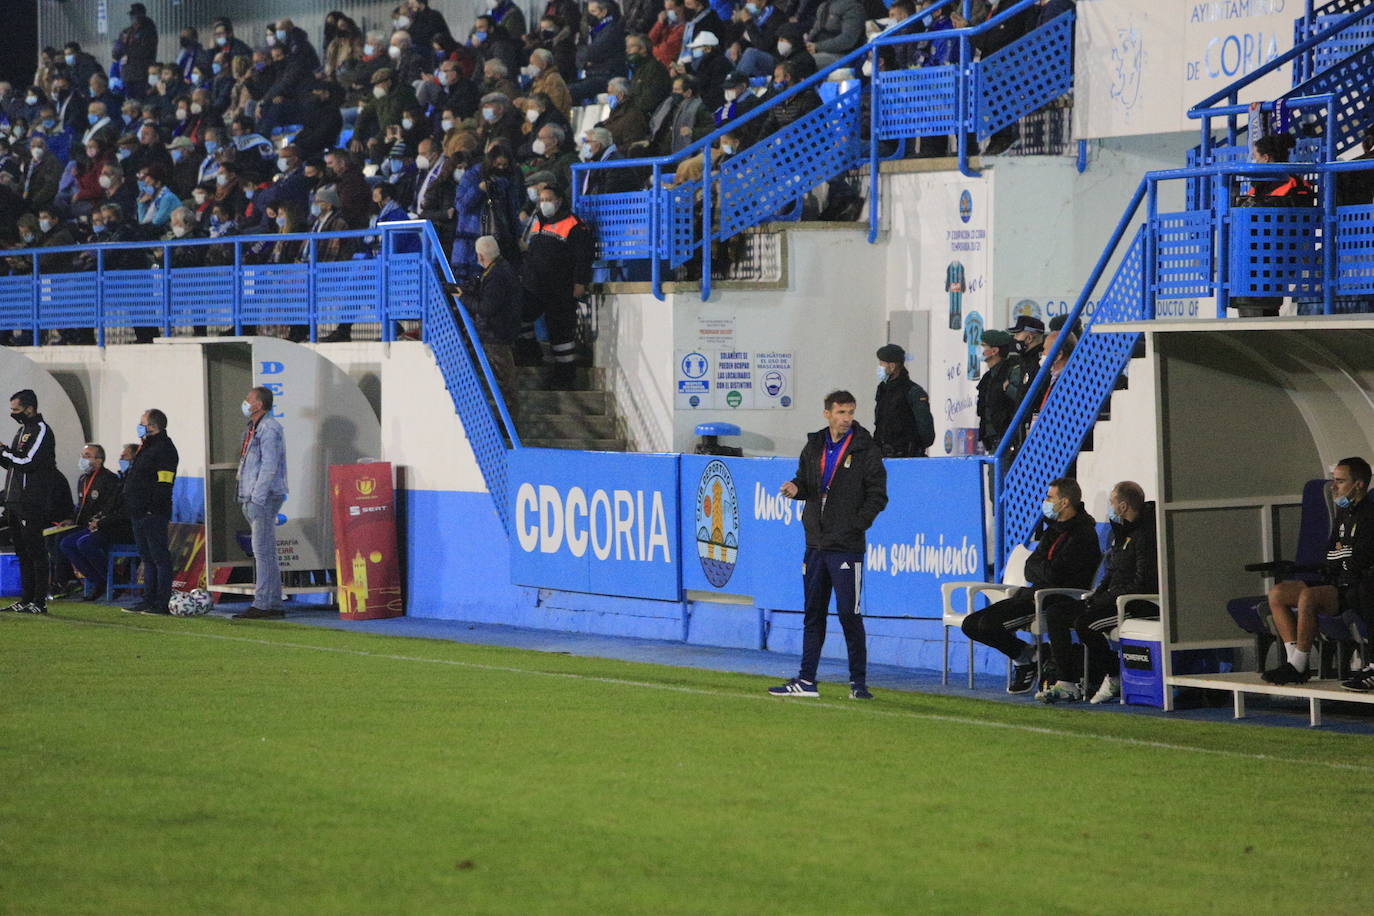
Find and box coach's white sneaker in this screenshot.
[1089,676,1120,704]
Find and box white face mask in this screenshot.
[38,218,53,233]
[724,88,739,102]
[522,64,540,78]
[525,107,540,123]
[527,185,539,202]
[216,35,227,47]
[30,147,44,160]
[579,143,593,161]
[98,174,114,189]
[452,168,466,182]
[217,173,230,186]
[176,109,188,121]
[777,40,792,57]
[439,71,453,86]
[373,85,387,99]
[388,44,402,60]
[148,75,161,87]
[190,102,203,114]
[539,200,556,217]
[364,43,376,56]
[277,156,290,172]
[25,95,36,105]
[394,16,411,28]
[720,143,734,155]
[441,118,454,131]
[79,456,93,474]
[861,59,873,77]
[875,364,887,384]
[415,154,431,171]
[171,223,188,237]
[191,72,203,86]
[402,117,414,130]
[193,191,208,204]
[531,138,547,156]
[482,107,498,123]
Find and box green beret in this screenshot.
[981,329,1013,347]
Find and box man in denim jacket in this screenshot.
[233,385,289,620]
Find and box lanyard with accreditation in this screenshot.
[819,431,854,509]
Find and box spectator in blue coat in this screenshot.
[450,142,524,285]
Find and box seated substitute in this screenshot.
[1264,457,1374,685]
[1037,481,1157,704]
[58,443,129,601]
[962,477,1101,694]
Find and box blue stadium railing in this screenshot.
[571,0,1074,301]
[0,220,520,534]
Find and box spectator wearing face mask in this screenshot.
[135,163,179,230]
[212,161,248,221]
[292,82,345,163]
[451,141,523,285]
[81,101,119,151]
[175,28,211,85]
[518,185,592,388]
[71,141,115,218]
[598,77,649,149]
[305,189,359,342]
[97,159,137,218]
[387,31,429,86]
[382,141,420,205]
[322,149,372,229]
[257,143,309,215]
[528,14,580,82]
[623,32,672,116]
[651,0,688,66]
[571,0,629,105]
[647,74,714,156]
[412,137,457,247]
[576,126,638,195]
[210,18,253,62]
[471,17,523,77]
[166,138,203,199]
[355,69,419,149]
[525,50,574,118]
[527,123,578,193]
[476,93,524,153]
[114,3,159,100]
[196,127,225,187]
[424,61,481,128]
[23,138,62,212]
[757,60,820,136]
[128,121,172,179]
[683,31,731,108]
[61,42,106,90]
[772,24,817,80]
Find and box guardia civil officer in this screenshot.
[873,344,935,458]
[0,389,59,613]
[121,409,179,616]
[769,390,889,699]
[518,183,593,390]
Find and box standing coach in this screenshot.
[232,386,288,620]
[0,389,58,614]
[122,409,178,616]
[769,390,888,700]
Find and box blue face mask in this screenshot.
[92,223,106,234]
[474,30,488,42]
[241,400,252,418]
[118,458,131,473]
[138,180,153,195]
[607,94,619,110]
[88,113,100,125]
[205,140,219,155]
[78,457,93,474]
[136,423,148,438]
[213,62,222,75]
[1041,498,1058,520]
[42,119,55,129]
[1107,506,1122,524]
[171,149,183,163]
[1336,494,1353,509]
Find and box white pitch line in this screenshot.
[26,615,1374,773]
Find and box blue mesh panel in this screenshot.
[169,265,235,329]
[1153,209,1214,299]
[1306,14,1374,79]
[1284,39,1374,156]
[241,264,310,326]
[715,85,863,240]
[387,254,425,320]
[577,191,654,261]
[316,259,383,324]
[875,65,960,139]
[1228,207,1323,296]
[420,267,511,532]
[0,275,31,329]
[1336,203,1374,295]
[660,181,700,269]
[975,11,1074,139]
[1000,230,1147,560]
[103,268,164,328]
[37,273,97,330]
[1185,145,1247,211]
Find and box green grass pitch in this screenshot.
[3,603,1371,914]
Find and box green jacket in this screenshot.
[627,56,671,117]
[354,83,420,145]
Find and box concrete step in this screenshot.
[515,366,603,391]
[518,412,618,439]
[521,437,627,451]
[518,389,610,415]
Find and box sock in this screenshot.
[1292,649,1309,673]
[1285,642,1298,666]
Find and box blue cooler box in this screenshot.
[1118,617,1231,707]
[0,552,20,596]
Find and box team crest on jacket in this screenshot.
[695,460,739,588]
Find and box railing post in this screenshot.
[868,47,881,244]
[1215,170,1230,317]
[161,245,172,337]
[95,247,105,348]
[651,164,663,300]
[381,227,394,342]
[701,147,713,302]
[308,237,319,343]
[957,36,974,177]
[30,253,40,347]
[1323,170,1337,314]
[232,239,243,336]
[1145,181,1158,319]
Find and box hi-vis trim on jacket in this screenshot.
[531,214,583,242]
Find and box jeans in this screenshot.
[59,529,110,593]
[130,514,172,610]
[242,497,285,610]
[798,548,868,685]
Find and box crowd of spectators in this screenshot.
[0,0,1074,340]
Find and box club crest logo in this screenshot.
[695,459,739,588]
[355,478,376,497]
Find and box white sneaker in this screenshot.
[1037,681,1081,704]
[1089,676,1121,704]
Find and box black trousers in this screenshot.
[961,591,1077,662]
[799,548,867,685]
[8,513,49,605]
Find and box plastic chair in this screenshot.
[1031,522,1114,692]
[105,543,143,601]
[940,543,1032,688]
[1227,478,1330,671]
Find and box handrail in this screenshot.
[1,224,407,258]
[1187,1,1374,115]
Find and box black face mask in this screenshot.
[11,411,26,424]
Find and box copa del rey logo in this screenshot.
[515,483,672,562]
[355,478,377,497]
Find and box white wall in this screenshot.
[595,292,676,453]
